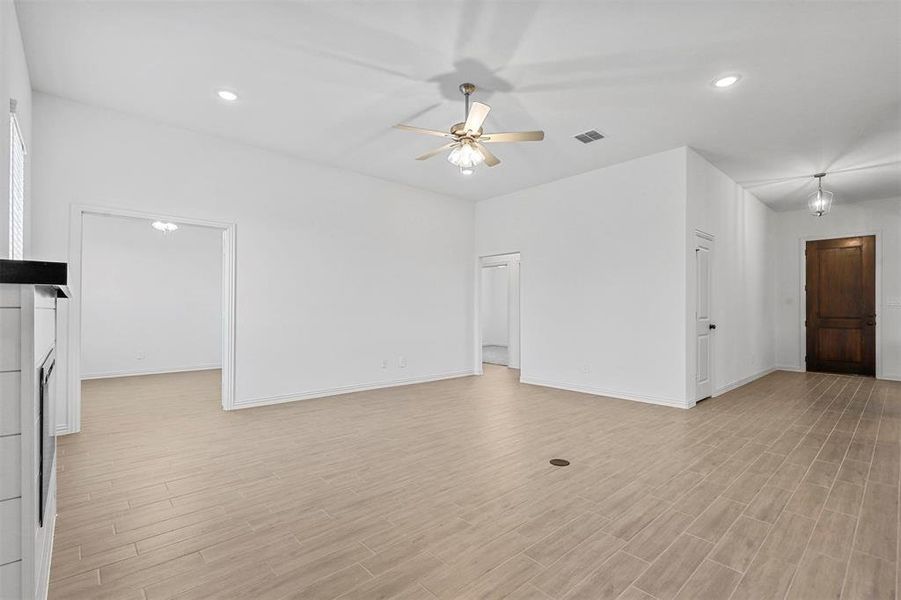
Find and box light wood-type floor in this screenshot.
[49,367,901,600]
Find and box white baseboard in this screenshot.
[54,424,70,436]
[81,364,221,380]
[774,364,805,373]
[233,369,477,410]
[713,367,778,396]
[768,365,899,381]
[519,376,691,409]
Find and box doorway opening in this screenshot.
[805,235,876,376]
[61,206,236,435]
[478,253,520,371]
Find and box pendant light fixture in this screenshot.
[808,172,833,217]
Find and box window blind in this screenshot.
[9,111,25,259]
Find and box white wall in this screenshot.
[476,148,689,407]
[30,93,474,418]
[80,214,222,379]
[480,266,508,347]
[0,8,38,599]
[773,197,901,380]
[0,1,32,258]
[686,149,776,398]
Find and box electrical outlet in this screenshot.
[579,364,590,375]
[398,356,407,368]
[136,351,145,361]
[380,359,388,370]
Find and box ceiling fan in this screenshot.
[394,82,544,175]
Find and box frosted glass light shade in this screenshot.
[447,143,484,169]
[807,188,833,217]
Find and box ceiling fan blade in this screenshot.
[464,102,491,133]
[481,131,545,143]
[394,124,453,138]
[475,142,500,167]
[416,142,458,161]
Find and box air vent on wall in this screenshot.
[574,130,605,144]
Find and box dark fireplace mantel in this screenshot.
[0,259,70,297]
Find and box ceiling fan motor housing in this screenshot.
[451,122,482,137]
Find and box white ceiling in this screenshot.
[15,1,901,209]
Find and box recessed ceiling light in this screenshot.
[216,89,238,102]
[713,75,741,88]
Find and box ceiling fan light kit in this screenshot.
[394,82,544,175]
[447,142,484,169]
[808,172,834,217]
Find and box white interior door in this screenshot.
[695,234,714,400]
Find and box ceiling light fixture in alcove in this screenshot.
[808,173,834,217]
[151,221,179,233]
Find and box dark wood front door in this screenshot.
[806,235,876,375]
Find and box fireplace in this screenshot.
[38,348,56,527]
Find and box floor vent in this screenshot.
[574,130,604,144]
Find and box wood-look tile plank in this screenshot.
[562,551,648,600]
[841,551,896,600]
[455,554,541,600]
[611,587,656,600]
[708,516,770,573]
[49,543,137,582]
[506,583,553,600]
[823,481,864,516]
[46,369,901,600]
[870,441,900,486]
[685,497,746,543]
[603,495,670,541]
[744,486,793,523]
[347,552,444,600]
[523,512,609,567]
[633,533,713,600]
[784,482,830,515]
[803,460,840,488]
[672,559,741,600]
[756,511,816,564]
[785,552,845,600]
[623,509,694,562]
[530,529,625,598]
[215,542,373,600]
[731,556,798,600]
[854,480,899,562]
[806,510,857,562]
[288,563,373,600]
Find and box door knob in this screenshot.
[709,323,717,330]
